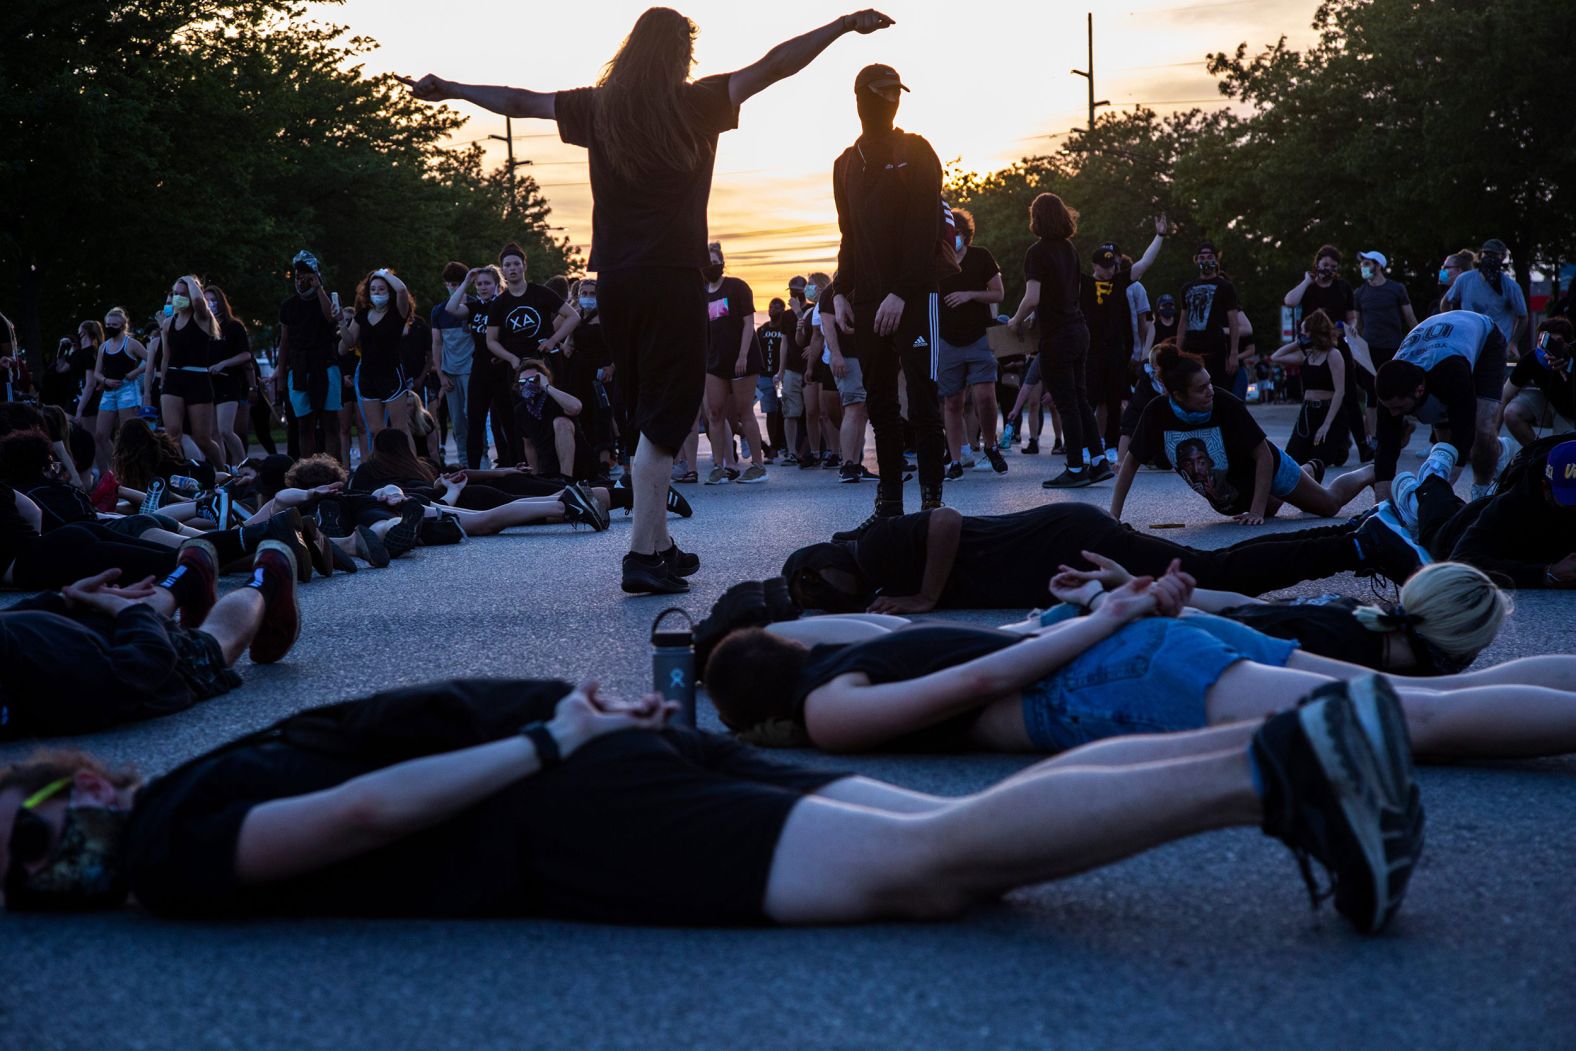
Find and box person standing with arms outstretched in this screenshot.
[402,8,895,595]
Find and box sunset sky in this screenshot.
[309,0,1321,293]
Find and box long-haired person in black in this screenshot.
[157,275,226,468]
[1007,194,1110,488]
[401,6,896,595]
[203,285,253,468]
[339,268,416,451]
[1271,308,1353,468]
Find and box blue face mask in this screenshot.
[1438,268,1451,285]
[1168,395,1212,425]
[954,236,965,253]
[579,297,597,310]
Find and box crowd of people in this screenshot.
[1,7,1574,950]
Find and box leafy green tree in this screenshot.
[0,0,574,366]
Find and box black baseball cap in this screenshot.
[1196,240,1218,255]
[855,64,909,96]
[1157,294,1177,314]
[1092,242,1119,267]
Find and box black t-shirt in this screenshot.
[489,285,565,362]
[1217,597,1458,676]
[1179,277,1240,370]
[1023,238,1082,333]
[706,277,757,373]
[1298,279,1355,327]
[792,625,1024,752]
[555,76,739,273]
[20,480,97,532]
[1080,271,1136,360]
[781,312,808,373]
[1509,353,1575,419]
[466,295,499,366]
[1129,387,1271,516]
[123,680,842,921]
[513,389,595,480]
[756,320,787,377]
[399,314,430,382]
[353,307,406,387]
[939,246,1002,346]
[278,294,339,383]
[854,504,1126,609]
[210,318,251,376]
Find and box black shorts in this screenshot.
[211,369,247,404]
[598,266,707,453]
[1122,381,1160,437]
[171,626,243,701]
[706,346,765,382]
[521,728,847,924]
[1473,328,1508,400]
[163,369,215,405]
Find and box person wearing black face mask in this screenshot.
[828,63,949,529]
[1284,245,1367,459]
[1152,293,1179,346]
[276,252,343,463]
[1445,238,1528,353]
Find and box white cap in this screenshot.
[1357,250,1388,269]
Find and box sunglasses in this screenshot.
[7,778,69,872]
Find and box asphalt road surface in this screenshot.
[3,406,1572,1050]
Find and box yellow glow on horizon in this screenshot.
[308,0,1319,296]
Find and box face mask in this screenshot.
[702,263,725,283]
[1168,395,1212,425]
[578,297,597,311]
[370,293,390,308]
[1197,260,1218,277]
[1438,268,1452,285]
[1296,334,1314,350]
[1360,266,1375,280]
[170,295,191,312]
[105,325,123,336]
[804,284,820,303]
[1315,269,1335,282]
[954,236,965,253]
[5,799,130,912]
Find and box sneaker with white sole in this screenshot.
[1355,500,1431,585]
[737,464,768,484]
[1390,471,1421,534]
[1417,442,1458,487]
[705,466,730,485]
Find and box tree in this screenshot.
[0,0,574,366]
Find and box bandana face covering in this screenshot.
[1168,396,1212,426]
[5,780,130,911]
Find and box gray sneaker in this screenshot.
[705,466,730,485]
[737,464,768,484]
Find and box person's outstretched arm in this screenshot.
[397,75,556,120]
[867,507,962,614]
[727,10,894,107]
[234,684,671,885]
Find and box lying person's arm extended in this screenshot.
[866,507,961,614]
[235,684,670,885]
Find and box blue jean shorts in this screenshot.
[99,383,142,413]
[1269,444,1303,499]
[1020,613,1296,751]
[756,375,780,413]
[288,365,344,417]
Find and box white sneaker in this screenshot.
[1390,471,1421,534]
[1494,436,1515,479]
[1417,442,1458,487]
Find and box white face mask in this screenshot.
[804,284,820,303]
[370,293,390,308]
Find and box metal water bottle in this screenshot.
[651,608,696,727]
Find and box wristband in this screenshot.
[520,722,561,769]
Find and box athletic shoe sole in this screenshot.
[353,525,390,568]
[301,517,334,578]
[621,561,691,595]
[174,539,219,628]
[1298,692,1415,934]
[560,483,610,532]
[383,503,425,557]
[736,470,769,484]
[1042,474,1093,489]
[249,540,300,664]
[666,486,693,518]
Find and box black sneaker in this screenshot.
[839,463,862,484]
[821,455,841,471]
[263,509,313,583]
[353,525,390,568]
[1251,682,1421,934]
[300,517,335,578]
[666,485,694,518]
[420,513,468,545]
[660,541,700,577]
[945,461,964,481]
[1086,458,1114,483]
[798,455,821,471]
[382,502,426,558]
[314,497,350,538]
[1042,468,1092,489]
[329,539,358,573]
[831,501,903,542]
[984,447,1008,474]
[1022,438,1040,455]
[1354,501,1431,586]
[622,552,689,595]
[560,483,610,532]
[919,485,943,511]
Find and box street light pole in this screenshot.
[1069,12,1110,142]
[487,117,534,212]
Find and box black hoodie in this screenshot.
[830,129,943,305]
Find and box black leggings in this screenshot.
[1040,323,1102,467]
[11,523,179,590]
[1087,518,1363,596]
[466,364,520,469]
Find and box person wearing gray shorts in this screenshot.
[826,303,870,482]
[937,209,1007,476]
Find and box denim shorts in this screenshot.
[1020,613,1296,751]
[99,383,142,413]
[1269,444,1303,499]
[756,375,781,413]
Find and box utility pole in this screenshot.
[1069,12,1109,142]
[487,117,534,212]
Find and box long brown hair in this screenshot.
[363,427,437,484]
[595,8,702,180]
[112,418,187,490]
[1029,192,1078,241]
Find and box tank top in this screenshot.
[1300,352,1335,393]
[100,337,135,381]
[166,317,212,370]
